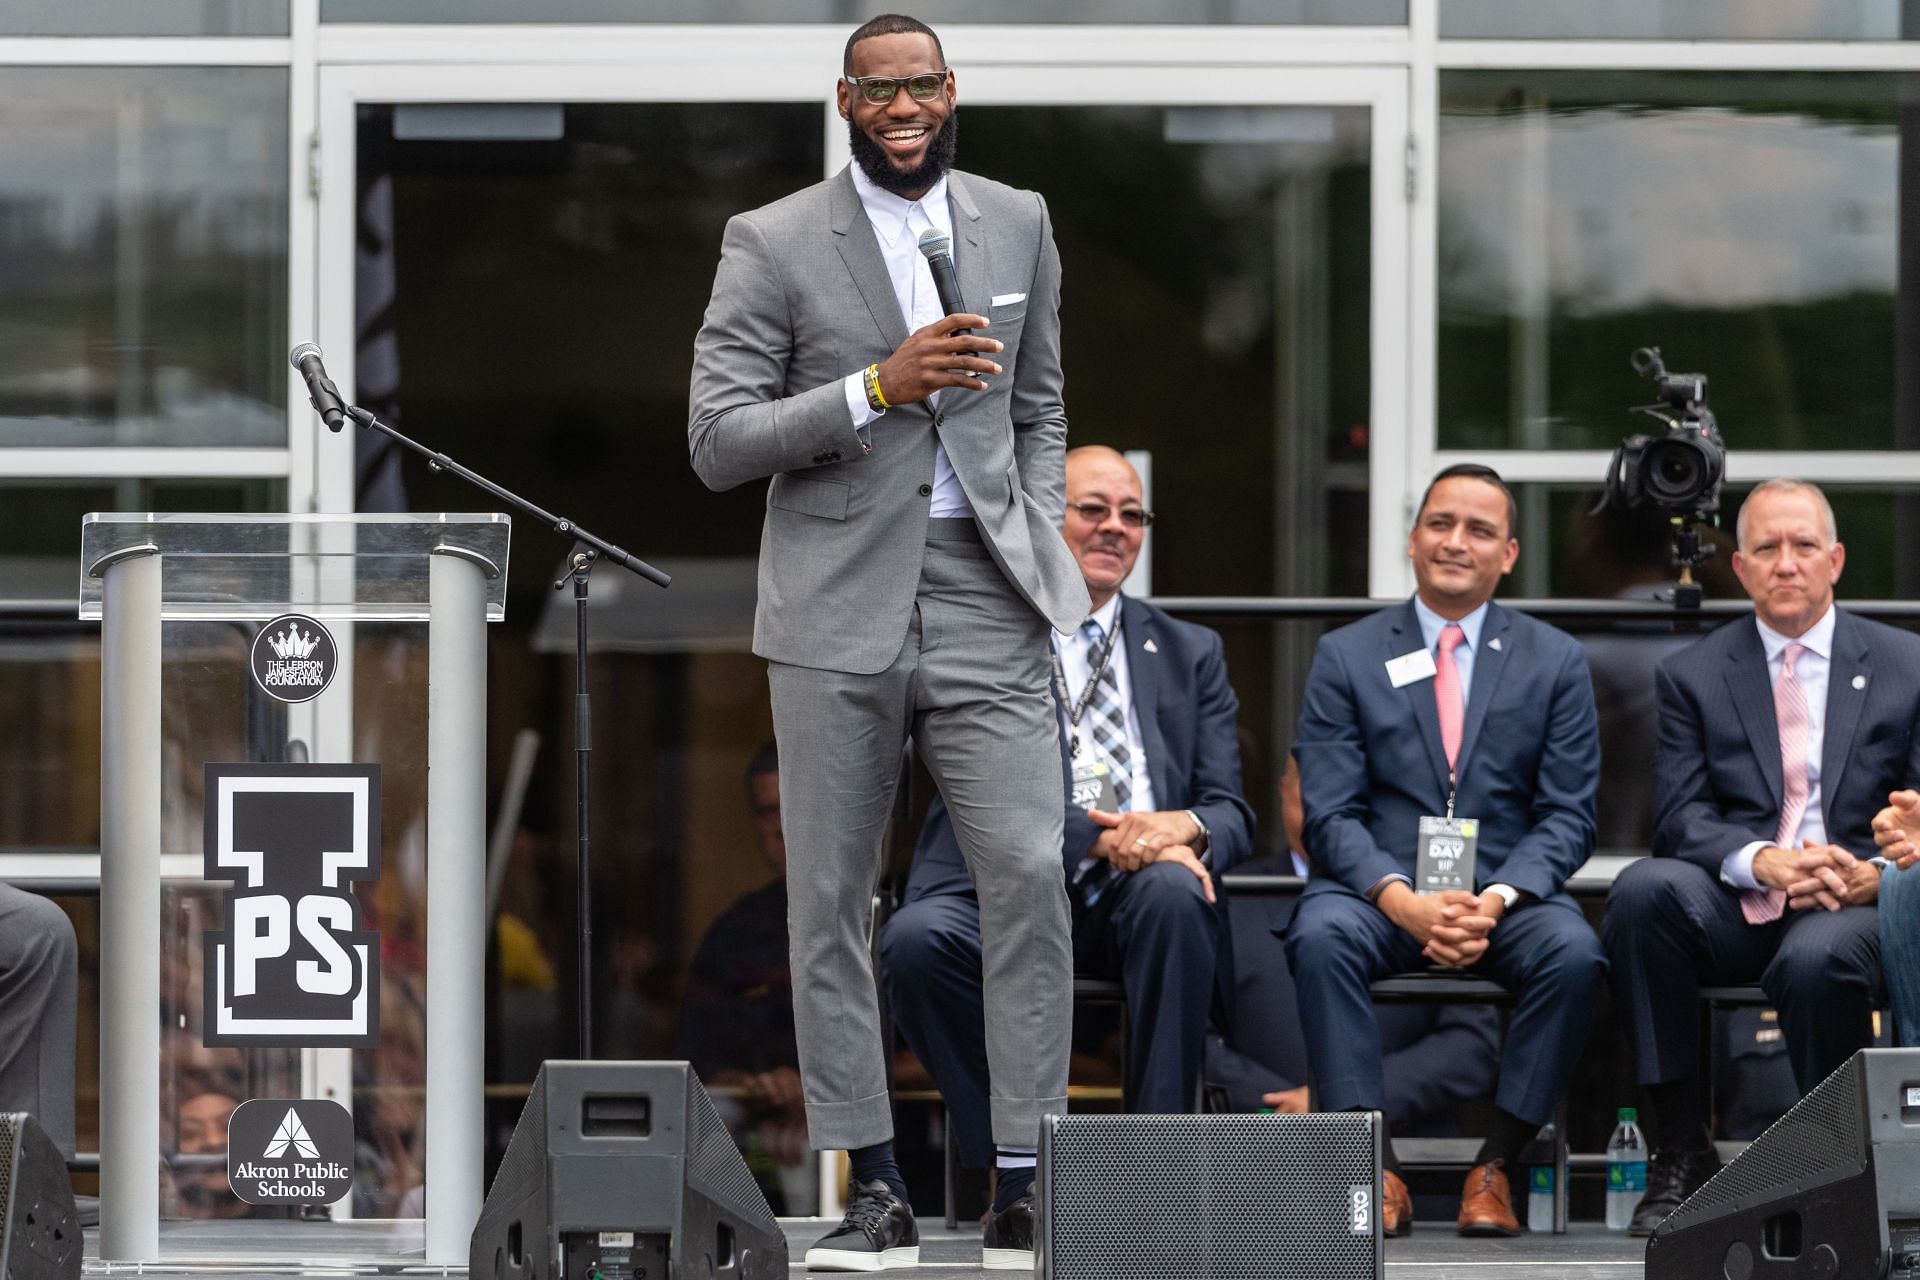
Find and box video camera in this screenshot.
[1594,346,1726,607]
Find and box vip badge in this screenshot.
[204,763,381,1048]
[250,613,338,704]
[226,1099,355,1205]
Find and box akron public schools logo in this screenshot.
[227,1099,354,1205]
[250,614,338,704]
[203,763,380,1048]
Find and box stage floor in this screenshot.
[82,1217,1651,1279]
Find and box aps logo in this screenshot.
[203,763,381,1048]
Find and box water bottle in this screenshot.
[1605,1106,1648,1230]
[1526,1160,1555,1233]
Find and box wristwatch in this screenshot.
[1183,809,1210,856]
[1486,883,1522,911]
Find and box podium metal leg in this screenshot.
[99,552,161,1261]
[426,551,487,1264]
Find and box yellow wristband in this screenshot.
[865,363,891,411]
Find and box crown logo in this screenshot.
[268,624,321,661]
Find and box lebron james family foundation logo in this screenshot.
[250,613,338,704]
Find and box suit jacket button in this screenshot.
[918,483,932,497]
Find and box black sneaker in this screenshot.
[1629,1146,1723,1238]
[804,1179,920,1272]
[982,1193,1035,1271]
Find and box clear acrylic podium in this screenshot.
[80,513,510,1265]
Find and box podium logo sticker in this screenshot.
[203,763,380,1048]
[250,614,338,704]
[227,1100,353,1205]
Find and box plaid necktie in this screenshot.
[1081,618,1133,813]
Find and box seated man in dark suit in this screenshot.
[1288,463,1605,1239]
[0,882,76,1157]
[1606,478,1920,1234]
[1871,789,1920,1047]
[880,445,1254,1270]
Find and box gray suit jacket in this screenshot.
[689,165,1089,674]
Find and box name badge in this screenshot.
[1386,648,1438,689]
[1071,757,1120,813]
[1416,816,1478,894]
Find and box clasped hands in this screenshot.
[1375,881,1505,970]
[1752,841,1879,912]
[1085,808,1214,903]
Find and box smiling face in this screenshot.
[1063,448,1145,610]
[1407,475,1519,618]
[838,31,956,200]
[1733,485,1844,638]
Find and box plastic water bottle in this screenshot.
[1527,1160,1555,1233]
[1605,1107,1649,1230]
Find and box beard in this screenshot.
[849,111,958,197]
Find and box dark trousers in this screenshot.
[1282,889,1605,1127]
[880,860,1218,1169]
[1604,856,1883,1094]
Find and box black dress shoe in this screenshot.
[982,1193,1035,1270]
[1629,1146,1722,1238]
[804,1179,920,1272]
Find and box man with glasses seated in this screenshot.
[690,11,1086,1273]
[881,445,1255,1270]
[1287,463,1605,1239]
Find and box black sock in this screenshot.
[1365,1110,1401,1176]
[1646,1079,1710,1152]
[993,1155,1036,1213]
[1474,1108,1543,1171]
[848,1140,909,1207]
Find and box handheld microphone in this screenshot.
[288,342,348,432]
[916,227,969,336]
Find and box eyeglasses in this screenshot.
[843,71,949,106]
[1068,502,1155,528]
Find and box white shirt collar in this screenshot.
[1412,594,1489,656]
[1756,603,1836,663]
[848,162,951,249]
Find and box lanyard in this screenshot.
[1050,618,1122,759]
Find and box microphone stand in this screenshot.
[342,403,670,1059]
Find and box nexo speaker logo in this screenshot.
[250,614,338,704]
[1348,1185,1372,1235]
[203,763,380,1048]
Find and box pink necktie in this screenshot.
[1744,641,1810,924]
[1435,624,1467,773]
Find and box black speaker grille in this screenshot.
[1662,1054,1866,1231]
[687,1073,778,1235]
[1045,1114,1379,1280]
[0,1113,16,1219]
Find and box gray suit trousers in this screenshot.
[769,520,1071,1152]
[0,882,77,1156]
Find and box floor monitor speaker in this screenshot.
[470,1061,785,1280]
[1648,1047,1920,1280]
[0,1113,80,1280]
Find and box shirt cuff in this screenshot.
[844,370,882,428]
[1721,842,1767,891]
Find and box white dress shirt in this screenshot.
[839,164,972,518]
[1721,605,1837,890]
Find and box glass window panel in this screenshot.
[0,1,285,36]
[322,0,1402,22]
[0,69,288,447]
[1441,0,1905,40]
[1439,72,1917,451]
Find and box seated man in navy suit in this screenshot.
[1606,479,1920,1234]
[880,445,1254,1270]
[1288,463,1605,1238]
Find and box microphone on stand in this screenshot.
[288,343,348,432]
[916,227,969,336]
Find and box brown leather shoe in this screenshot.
[1382,1169,1413,1238]
[1457,1160,1523,1237]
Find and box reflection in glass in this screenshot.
[0,1,285,36]
[1439,73,1916,453]
[0,69,288,447]
[1441,1,1907,40]
[321,0,1403,24]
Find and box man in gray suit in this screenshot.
[689,13,1087,1271]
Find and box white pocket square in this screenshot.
[991,292,1026,306]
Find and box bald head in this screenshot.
[1063,446,1146,610]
